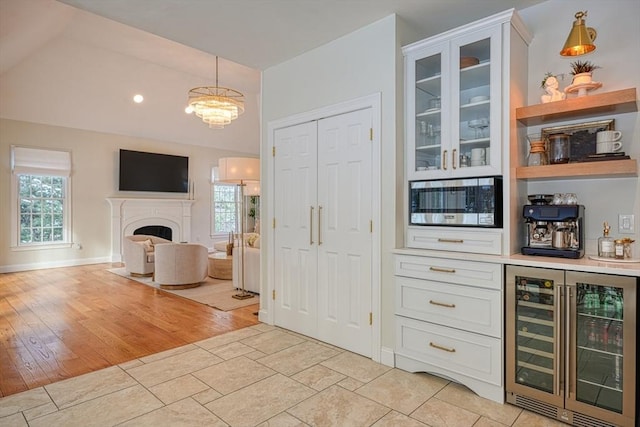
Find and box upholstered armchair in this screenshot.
[153,243,208,289]
[122,234,171,276]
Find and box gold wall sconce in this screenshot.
[560,11,597,56]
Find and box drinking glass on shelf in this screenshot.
[565,193,578,205]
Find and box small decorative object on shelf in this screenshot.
[540,72,566,103]
[597,222,614,258]
[565,60,602,97]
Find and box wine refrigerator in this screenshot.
[506,266,637,426]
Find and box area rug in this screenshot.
[107,267,258,311]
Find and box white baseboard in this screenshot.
[0,256,112,273]
[380,346,395,367]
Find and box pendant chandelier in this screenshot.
[187,56,244,129]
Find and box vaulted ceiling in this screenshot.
[1,0,545,153]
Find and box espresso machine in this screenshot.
[522,196,585,259]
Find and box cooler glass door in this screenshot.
[506,265,565,408]
[565,271,637,426]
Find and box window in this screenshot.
[211,167,239,237]
[11,146,72,249]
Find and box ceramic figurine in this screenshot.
[541,75,566,103]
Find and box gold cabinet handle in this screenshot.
[442,150,447,170]
[437,238,464,243]
[452,148,457,169]
[310,206,315,245]
[429,342,456,353]
[318,205,323,245]
[429,266,456,273]
[429,300,456,308]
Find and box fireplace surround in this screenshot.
[107,198,195,262]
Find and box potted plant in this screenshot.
[569,60,601,85]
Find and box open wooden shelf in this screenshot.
[516,159,637,180]
[516,88,637,126]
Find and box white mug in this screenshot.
[596,141,622,154]
[470,147,486,161]
[596,130,622,143]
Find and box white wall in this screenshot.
[0,118,248,272]
[261,14,406,351]
[519,0,640,252]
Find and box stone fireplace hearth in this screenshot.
[107,198,195,262]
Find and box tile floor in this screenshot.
[0,324,566,427]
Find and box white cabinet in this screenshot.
[404,9,530,181]
[394,254,504,403]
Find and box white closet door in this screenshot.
[316,108,373,356]
[273,121,318,338]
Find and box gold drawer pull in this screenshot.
[429,300,455,308]
[430,342,456,353]
[429,266,456,273]
[437,238,464,243]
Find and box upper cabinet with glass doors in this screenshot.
[404,9,531,181]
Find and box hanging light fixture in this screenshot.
[187,56,244,128]
[560,11,597,56]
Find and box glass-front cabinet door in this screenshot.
[451,26,501,178]
[407,42,448,178]
[566,271,637,426]
[405,24,502,180]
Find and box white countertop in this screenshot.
[393,248,640,277]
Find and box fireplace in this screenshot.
[134,225,172,240]
[107,198,195,262]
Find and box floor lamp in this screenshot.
[218,157,259,300]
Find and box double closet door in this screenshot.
[273,108,373,357]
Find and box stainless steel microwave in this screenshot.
[409,176,502,227]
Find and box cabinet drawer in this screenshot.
[395,254,502,290]
[395,276,501,338]
[396,316,501,386]
[407,227,502,255]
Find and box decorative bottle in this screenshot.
[598,222,614,258]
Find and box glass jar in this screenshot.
[614,239,625,259]
[526,134,548,166]
[548,133,570,164]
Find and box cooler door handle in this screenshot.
[452,148,457,169]
[442,150,447,170]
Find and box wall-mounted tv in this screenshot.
[119,149,189,193]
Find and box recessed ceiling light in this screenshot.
[133,94,144,103]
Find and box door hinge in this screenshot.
[369,128,373,141]
[369,220,373,233]
[272,146,276,157]
[369,312,373,325]
[272,218,276,228]
[272,290,276,300]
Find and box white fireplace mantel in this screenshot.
[107,197,195,262]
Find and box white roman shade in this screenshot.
[11,146,72,177]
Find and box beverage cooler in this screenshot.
[506,266,637,426]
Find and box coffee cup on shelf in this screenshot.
[596,130,622,143]
[596,140,622,154]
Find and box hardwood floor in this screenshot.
[0,263,260,398]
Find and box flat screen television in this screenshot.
[119,149,189,193]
